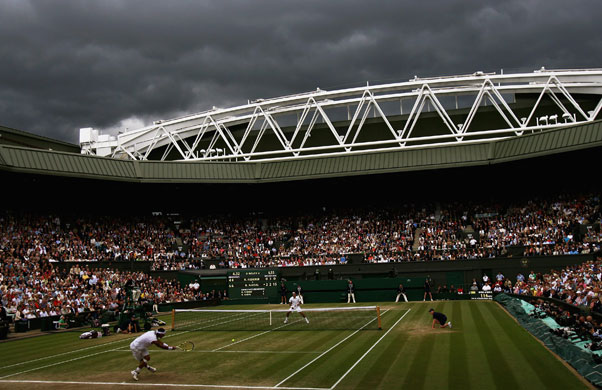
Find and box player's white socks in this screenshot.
[305,317,309,324]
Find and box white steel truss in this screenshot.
[80,68,602,162]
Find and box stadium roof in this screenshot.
[2,68,601,183]
[0,119,601,183]
[80,68,602,164]
[0,124,79,153]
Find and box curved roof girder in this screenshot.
[5,119,602,183]
[80,69,602,163]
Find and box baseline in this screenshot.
[0,379,328,390]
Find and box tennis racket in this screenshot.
[175,341,195,351]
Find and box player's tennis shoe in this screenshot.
[305,318,309,324]
[147,366,156,373]
[131,370,139,381]
[448,322,452,328]
[283,319,288,324]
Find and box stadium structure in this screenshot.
[0,67,601,184]
[1,68,602,389]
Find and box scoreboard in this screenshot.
[469,291,493,300]
[227,269,280,299]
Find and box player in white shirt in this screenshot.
[284,291,309,324]
[129,328,176,381]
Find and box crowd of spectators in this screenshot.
[0,193,599,270]
[509,259,602,315]
[0,255,203,322]
[507,261,602,357]
[182,209,417,269]
[0,214,180,263]
[473,195,600,257]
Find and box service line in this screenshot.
[274,309,390,388]
[329,308,412,389]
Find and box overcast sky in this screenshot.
[0,0,600,144]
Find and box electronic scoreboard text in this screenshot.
[227,269,279,299]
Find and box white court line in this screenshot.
[2,324,183,376]
[1,334,137,370]
[1,309,399,389]
[2,313,173,370]
[0,312,296,379]
[111,349,320,354]
[0,349,116,379]
[0,379,328,390]
[329,308,412,390]
[212,319,303,352]
[274,309,390,388]
[1,323,215,379]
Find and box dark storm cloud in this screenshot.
[0,0,600,143]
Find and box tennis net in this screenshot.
[171,306,382,331]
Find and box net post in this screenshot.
[376,306,382,330]
[171,309,175,331]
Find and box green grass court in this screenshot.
[0,301,592,390]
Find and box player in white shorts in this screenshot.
[129,328,176,381]
[284,291,309,324]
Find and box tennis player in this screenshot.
[284,291,309,324]
[429,308,452,329]
[130,328,176,381]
